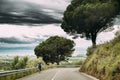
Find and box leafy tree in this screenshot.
[34,36,75,65]
[61,0,120,46]
[115,30,120,37]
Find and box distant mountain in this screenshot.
[76,54,87,58]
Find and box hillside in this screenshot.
[80,35,120,80]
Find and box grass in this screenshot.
[80,36,120,80]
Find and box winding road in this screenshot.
[17,68,95,80]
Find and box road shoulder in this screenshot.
[80,72,99,80]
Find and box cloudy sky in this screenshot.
[0,0,119,56]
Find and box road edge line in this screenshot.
[81,72,99,80]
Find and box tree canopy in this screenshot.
[34,36,75,65]
[61,0,120,46]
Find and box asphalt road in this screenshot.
[17,68,94,80]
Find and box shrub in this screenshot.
[11,56,28,70]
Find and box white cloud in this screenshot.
[97,25,119,44]
[0,24,68,48]
[0,24,119,56]
[73,37,92,48]
[0,24,67,39]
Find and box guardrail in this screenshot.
[0,65,80,80]
[57,65,80,68]
[0,68,38,80]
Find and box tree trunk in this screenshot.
[91,32,97,47]
[56,62,59,65]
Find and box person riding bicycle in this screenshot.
[37,62,42,72]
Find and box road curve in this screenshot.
[17,68,94,80]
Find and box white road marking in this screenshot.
[51,70,60,80]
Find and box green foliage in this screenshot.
[80,36,120,80]
[11,56,28,70]
[26,57,45,68]
[34,36,75,65]
[11,56,19,69]
[10,74,16,80]
[61,0,120,46]
[86,46,96,56]
[6,75,11,80]
[115,30,120,37]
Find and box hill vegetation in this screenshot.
[80,35,120,80]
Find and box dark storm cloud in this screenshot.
[0,37,32,44]
[0,37,44,44]
[0,36,44,50]
[0,46,34,50]
[0,0,61,25]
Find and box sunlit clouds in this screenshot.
[0,24,67,48]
